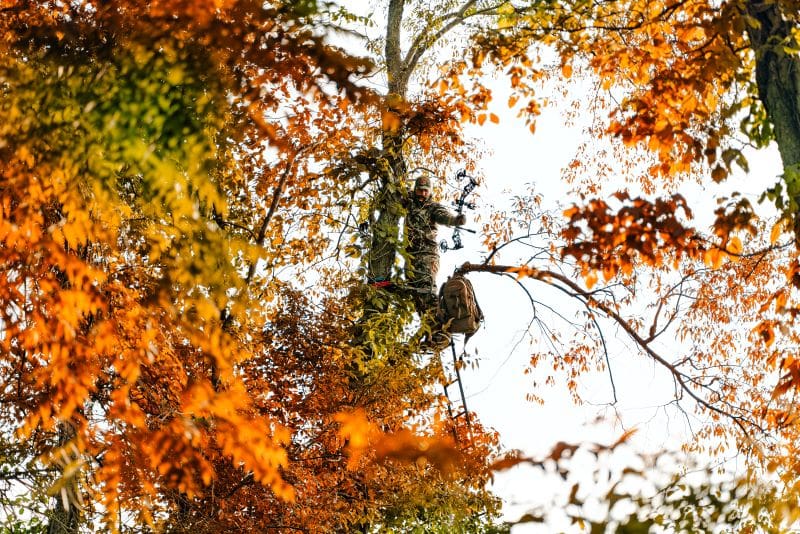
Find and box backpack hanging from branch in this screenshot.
[436,272,483,344]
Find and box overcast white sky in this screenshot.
[445,75,785,529]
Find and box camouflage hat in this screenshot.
[414,175,432,191]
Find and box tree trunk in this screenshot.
[47,422,80,534]
[747,1,800,214]
[367,0,408,284]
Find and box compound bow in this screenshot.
[440,169,478,252]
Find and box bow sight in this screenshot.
[440,169,478,252]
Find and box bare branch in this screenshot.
[457,262,765,435]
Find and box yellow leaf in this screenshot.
[703,249,724,269]
[16,146,34,167]
[166,67,184,86]
[489,113,499,124]
[497,2,515,15]
[770,220,785,244]
[561,63,573,78]
[776,290,788,311]
[477,114,487,126]
[727,236,742,255]
[508,95,519,108]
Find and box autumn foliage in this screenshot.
[5,0,800,531]
[470,0,800,517]
[0,1,502,532]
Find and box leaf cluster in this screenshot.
[0,1,504,532]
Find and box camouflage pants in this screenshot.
[406,251,439,314]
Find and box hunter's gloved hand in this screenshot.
[455,213,466,226]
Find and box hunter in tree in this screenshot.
[404,174,466,319]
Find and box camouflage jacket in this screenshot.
[403,194,463,255]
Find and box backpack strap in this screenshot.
[462,275,484,322]
[435,276,448,323]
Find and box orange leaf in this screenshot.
[711,165,727,183]
[610,427,638,449]
[563,206,579,219]
[756,322,775,347]
[381,110,402,132]
[507,265,537,279]
[775,290,788,312]
[490,455,528,472]
[602,263,616,282]
[703,248,724,269]
[770,220,785,244]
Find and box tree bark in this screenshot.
[385,0,409,98]
[747,1,800,212]
[47,422,80,534]
[367,0,408,284]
